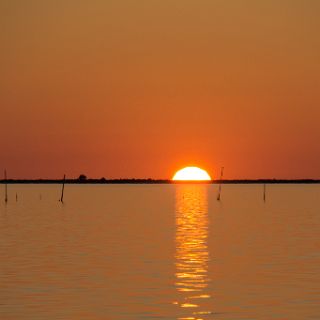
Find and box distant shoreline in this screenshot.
[0,179,319,184]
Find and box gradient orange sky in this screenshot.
[1,1,319,179]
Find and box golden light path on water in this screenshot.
[174,185,212,320]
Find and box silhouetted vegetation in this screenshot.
[0,178,319,184]
[78,174,87,181]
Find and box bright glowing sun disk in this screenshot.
[172,167,211,181]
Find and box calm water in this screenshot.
[1,184,320,319]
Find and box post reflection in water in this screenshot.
[174,185,212,320]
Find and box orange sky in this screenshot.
[1,1,320,179]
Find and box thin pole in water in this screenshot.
[263,183,266,202]
[60,174,66,203]
[217,167,224,201]
[4,170,8,203]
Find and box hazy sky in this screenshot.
[1,0,320,179]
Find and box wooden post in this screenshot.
[4,170,8,203]
[217,167,224,201]
[60,174,66,203]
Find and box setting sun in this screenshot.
[172,167,212,181]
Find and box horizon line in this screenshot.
[1,178,320,184]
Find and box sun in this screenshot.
[172,166,212,181]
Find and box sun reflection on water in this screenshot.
[175,185,212,320]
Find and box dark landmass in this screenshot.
[0,179,320,184]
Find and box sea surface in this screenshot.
[0,184,320,320]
